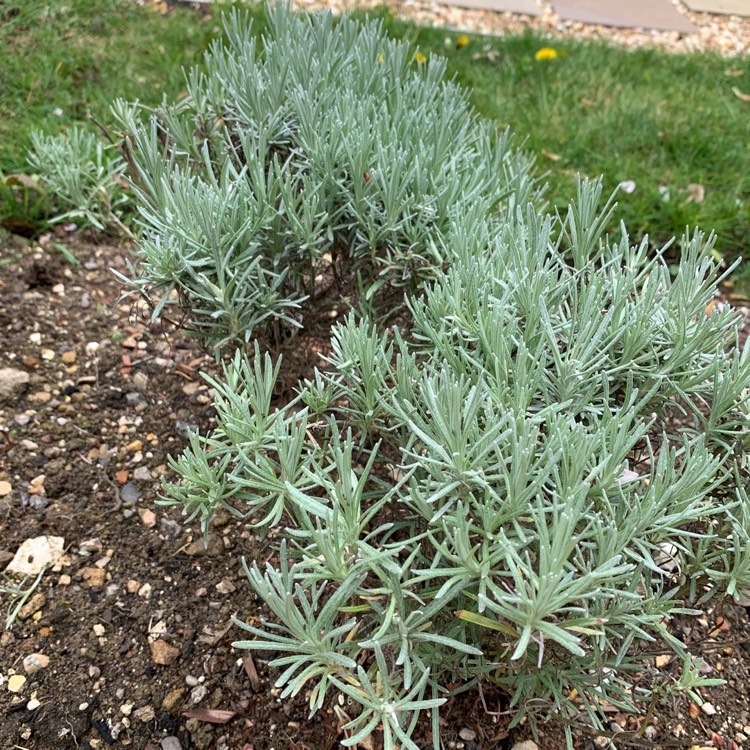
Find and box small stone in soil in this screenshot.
[28,474,46,495]
[0,367,31,402]
[215,578,236,594]
[161,737,182,750]
[190,685,208,704]
[109,721,125,741]
[175,420,199,438]
[80,566,106,589]
[160,518,181,538]
[126,391,147,407]
[138,582,152,598]
[18,592,46,620]
[139,508,157,528]
[119,482,142,505]
[459,728,477,742]
[29,495,49,512]
[184,533,223,557]
[79,537,103,555]
[134,705,156,723]
[511,743,540,750]
[7,535,65,575]
[8,674,27,693]
[134,466,152,481]
[28,390,51,403]
[0,481,12,497]
[22,653,50,674]
[701,702,717,715]
[150,639,181,666]
[133,371,148,392]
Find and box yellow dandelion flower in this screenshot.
[414,51,426,64]
[535,47,559,61]
[378,53,384,63]
[456,34,469,48]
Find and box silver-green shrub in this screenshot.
[27,126,131,232]
[117,6,537,349]
[164,179,750,747]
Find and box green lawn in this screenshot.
[2,0,749,281]
[0,0,214,170]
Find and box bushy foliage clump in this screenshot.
[115,6,537,348]
[166,178,750,747]
[27,127,131,232]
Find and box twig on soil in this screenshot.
[69,422,93,437]
[98,463,122,512]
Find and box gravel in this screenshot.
[288,0,750,55]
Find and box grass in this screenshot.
[374,16,750,273]
[0,0,214,172]
[1,0,749,282]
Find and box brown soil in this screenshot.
[2,230,750,750]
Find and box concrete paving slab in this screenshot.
[435,0,540,15]
[683,0,750,16]
[550,0,698,31]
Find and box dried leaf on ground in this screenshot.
[243,653,261,692]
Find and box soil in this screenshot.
[2,229,750,750]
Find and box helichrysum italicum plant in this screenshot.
[113,5,538,350]
[163,177,750,748]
